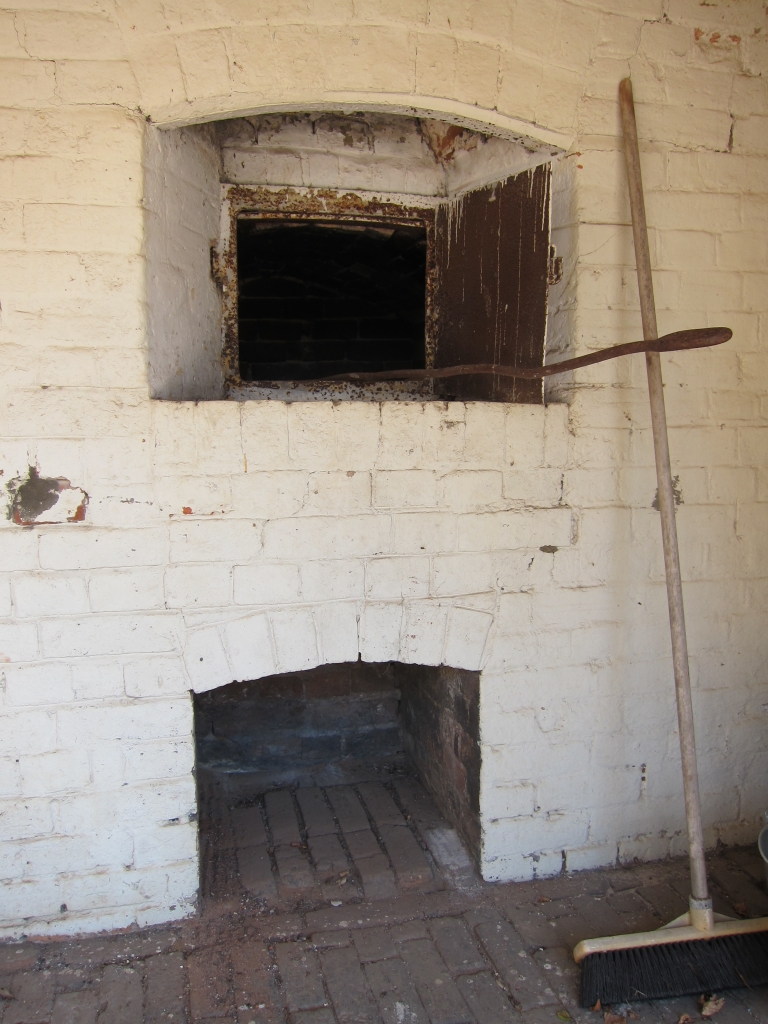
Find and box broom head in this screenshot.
[575,915,768,1006]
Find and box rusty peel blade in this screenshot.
[304,326,731,384]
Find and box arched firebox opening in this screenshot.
[193,661,480,908]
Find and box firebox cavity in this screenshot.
[193,661,481,864]
[236,219,427,382]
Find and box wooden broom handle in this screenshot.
[619,77,710,907]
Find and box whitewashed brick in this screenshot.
[313,602,359,665]
[432,553,494,597]
[0,622,38,662]
[88,569,165,612]
[124,657,188,698]
[495,594,534,636]
[81,437,152,487]
[183,626,231,693]
[377,403,432,469]
[565,843,617,873]
[457,508,572,551]
[0,796,55,842]
[271,607,318,674]
[0,530,38,571]
[40,613,180,659]
[233,563,301,605]
[12,573,87,618]
[123,738,195,783]
[484,810,589,863]
[0,758,20,798]
[438,471,502,511]
[359,602,403,663]
[71,659,125,701]
[3,388,149,440]
[133,819,197,871]
[55,59,139,105]
[505,406,546,469]
[300,560,364,602]
[373,470,438,508]
[399,601,449,666]
[483,783,537,821]
[154,476,232,516]
[0,58,57,107]
[57,699,192,745]
[21,12,125,61]
[393,512,456,553]
[164,564,232,609]
[185,405,244,477]
[38,528,167,570]
[222,613,275,681]
[502,469,563,506]
[365,557,430,600]
[19,748,91,797]
[263,515,390,560]
[301,471,371,515]
[0,577,10,618]
[443,607,492,670]
[84,486,158,530]
[230,471,307,518]
[564,468,620,506]
[462,404,506,467]
[618,835,672,865]
[169,519,262,563]
[285,403,339,470]
[3,661,74,707]
[0,708,57,756]
[240,401,289,469]
[482,848,535,883]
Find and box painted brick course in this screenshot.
[0,0,765,939]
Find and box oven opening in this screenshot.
[194,662,480,909]
[236,219,427,382]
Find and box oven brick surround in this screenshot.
[1,0,767,939]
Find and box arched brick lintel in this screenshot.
[151,91,573,153]
[183,601,492,694]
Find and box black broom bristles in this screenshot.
[580,930,768,1007]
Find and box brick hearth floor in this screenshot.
[1,778,766,1023]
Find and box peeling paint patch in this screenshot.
[7,466,88,525]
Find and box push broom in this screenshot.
[572,78,768,1006]
[309,80,768,1004]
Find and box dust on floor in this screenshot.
[1,776,766,1024]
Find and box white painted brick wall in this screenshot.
[0,0,766,936]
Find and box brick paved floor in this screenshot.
[1,780,767,1024]
[198,771,479,909]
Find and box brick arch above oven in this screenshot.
[183,600,492,695]
[149,93,574,156]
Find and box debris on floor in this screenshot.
[0,806,766,1023]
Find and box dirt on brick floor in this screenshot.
[0,844,766,1024]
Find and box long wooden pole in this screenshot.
[619,78,711,918]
